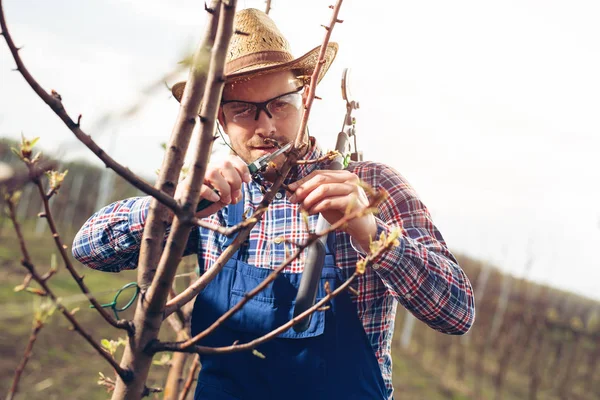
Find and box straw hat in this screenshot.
[172,8,338,102]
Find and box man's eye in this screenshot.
[269,100,290,112]
[228,103,253,118]
[235,108,253,117]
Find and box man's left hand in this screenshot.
[287,170,377,251]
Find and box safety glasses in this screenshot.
[221,88,303,126]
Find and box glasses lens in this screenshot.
[267,93,302,120]
[223,102,256,124]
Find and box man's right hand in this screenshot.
[176,155,252,219]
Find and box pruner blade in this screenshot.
[247,142,292,177]
[196,142,292,212]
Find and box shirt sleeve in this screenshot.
[71,197,199,273]
[354,162,476,335]
[71,197,150,272]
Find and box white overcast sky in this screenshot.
[1,0,599,300]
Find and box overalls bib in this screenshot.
[191,198,388,400]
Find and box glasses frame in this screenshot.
[221,87,303,123]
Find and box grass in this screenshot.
[5,216,596,400]
[0,219,463,400]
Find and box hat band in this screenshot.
[225,51,294,74]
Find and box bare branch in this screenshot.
[293,0,343,149]
[146,0,237,325]
[110,2,234,398]
[0,0,179,213]
[28,165,133,332]
[178,355,200,400]
[162,330,190,400]
[0,159,56,192]
[135,0,222,291]
[294,150,341,165]
[4,196,132,382]
[190,213,257,236]
[8,320,43,400]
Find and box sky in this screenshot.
[1,0,599,300]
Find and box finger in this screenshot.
[305,194,361,216]
[220,159,244,203]
[226,155,252,183]
[290,171,357,202]
[293,182,357,212]
[199,184,221,203]
[205,168,232,204]
[287,170,333,191]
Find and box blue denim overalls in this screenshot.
[191,197,388,400]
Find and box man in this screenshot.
[73,8,475,400]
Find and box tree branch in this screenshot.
[110,2,232,399]
[8,320,43,400]
[293,0,343,149]
[0,0,180,213]
[29,167,133,332]
[178,354,200,400]
[294,150,341,165]
[144,0,236,314]
[5,196,132,383]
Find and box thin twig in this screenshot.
[0,0,179,213]
[30,169,132,332]
[178,355,200,400]
[8,320,43,400]
[293,0,344,150]
[5,197,132,382]
[293,150,341,165]
[0,159,55,192]
[190,213,257,236]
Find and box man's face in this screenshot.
[219,70,305,165]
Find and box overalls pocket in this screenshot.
[226,257,338,339]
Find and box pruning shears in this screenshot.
[293,67,361,332]
[196,142,292,211]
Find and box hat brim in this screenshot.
[171,42,338,103]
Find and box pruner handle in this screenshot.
[293,133,348,332]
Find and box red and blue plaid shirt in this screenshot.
[72,141,475,398]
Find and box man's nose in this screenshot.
[254,108,276,134]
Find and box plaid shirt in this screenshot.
[72,141,475,399]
